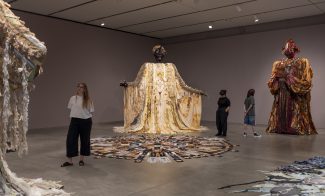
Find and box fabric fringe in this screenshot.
[0,1,68,195]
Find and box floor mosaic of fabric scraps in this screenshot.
[90,135,234,163]
[231,156,325,195]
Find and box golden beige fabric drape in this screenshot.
[123,63,203,134]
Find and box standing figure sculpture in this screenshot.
[0,1,69,195]
[119,45,205,134]
[266,39,317,135]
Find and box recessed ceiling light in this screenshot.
[101,23,105,26]
[254,15,259,23]
[208,25,213,29]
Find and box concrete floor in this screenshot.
[6,122,325,196]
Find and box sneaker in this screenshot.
[253,133,261,137]
[243,132,247,137]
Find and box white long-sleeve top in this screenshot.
[68,95,94,119]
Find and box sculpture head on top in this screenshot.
[152,44,167,63]
[282,39,300,59]
[120,44,168,87]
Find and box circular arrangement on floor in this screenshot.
[90,135,235,163]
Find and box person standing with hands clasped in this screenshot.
[61,83,94,167]
[243,89,261,137]
[216,89,230,137]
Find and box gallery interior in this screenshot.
[1,0,325,195]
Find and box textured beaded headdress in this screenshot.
[152,44,167,55]
[282,39,300,53]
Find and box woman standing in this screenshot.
[61,83,94,167]
[243,89,261,137]
[216,89,230,137]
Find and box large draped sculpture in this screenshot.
[0,1,69,195]
[120,45,205,134]
[266,39,317,135]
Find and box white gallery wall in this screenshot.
[15,11,325,129]
[165,24,325,128]
[14,11,158,129]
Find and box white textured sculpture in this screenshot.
[0,1,68,195]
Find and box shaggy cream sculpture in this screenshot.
[0,1,69,195]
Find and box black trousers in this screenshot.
[216,109,228,136]
[66,117,92,157]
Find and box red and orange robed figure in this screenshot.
[266,39,317,135]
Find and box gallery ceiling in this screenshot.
[6,0,325,38]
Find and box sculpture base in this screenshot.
[91,134,234,163]
[113,126,209,134]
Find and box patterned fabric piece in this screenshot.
[232,157,325,195]
[91,135,234,163]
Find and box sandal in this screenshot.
[61,162,73,167]
[79,160,85,166]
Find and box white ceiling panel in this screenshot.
[315,2,325,11]
[124,0,312,33]
[88,2,194,29]
[238,0,312,15]
[119,0,316,34]
[146,4,322,38]
[229,5,322,27]
[119,6,241,33]
[310,0,325,3]
[11,0,91,15]
[52,0,168,22]
[145,20,235,38]
[177,0,252,11]
[126,18,236,34]
[10,0,325,38]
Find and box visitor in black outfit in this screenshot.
[216,89,231,136]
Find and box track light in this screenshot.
[254,15,259,23]
[208,25,213,29]
[101,23,105,26]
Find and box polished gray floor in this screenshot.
[6,122,325,196]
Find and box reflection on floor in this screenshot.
[91,135,235,163]
[5,122,325,196]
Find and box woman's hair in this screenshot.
[219,89,227,96]
[247,89,255,97]
[78,82,91,108]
